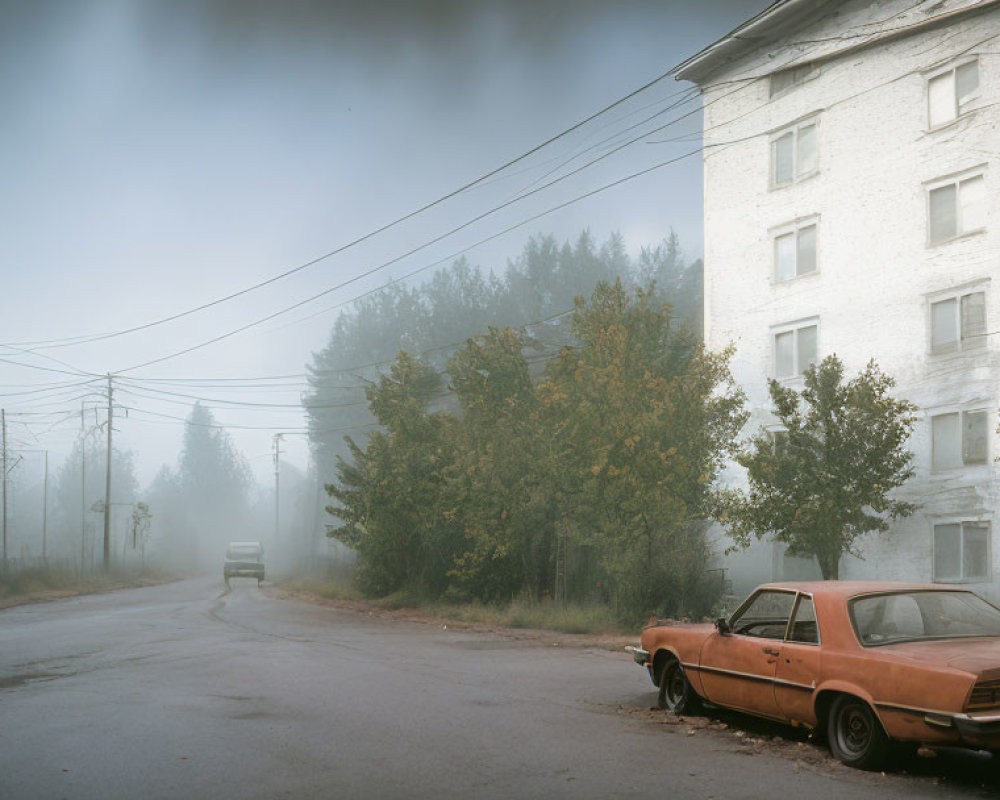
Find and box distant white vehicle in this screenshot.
[224,541,265,587]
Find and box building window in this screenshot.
[769,428,789,455]
[930,290,986,353]
[771,119,818,186]
[928,59,979,128]
[774,323,817,379]
[928,172,986,244]
[774,222,817,280]
[934,521,990,582]
[770,63,816,98]
[931,410,988,470]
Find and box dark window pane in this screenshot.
[775,331,794,377]
[963,411,987,464]
[775,233,796,280]
[961,292,986,347]
[931,298,958,353]
[789,596,818,643]
[932,412,961,470]
[732,591,795,638]
[956,60,979,101]
[797,124,818,175]
[797,225,817,275]
[796,325,817,373]
[773,133,794,184]
[963,523,990,580]
[935,524,962,580]
[929,184,958,242]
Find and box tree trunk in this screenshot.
[818,549,840,580]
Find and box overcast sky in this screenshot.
[0,0,768,488]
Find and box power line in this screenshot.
[108,80,741,373]
[5,74,694,353]
[114,382,358,412]
[6,67,712,377]
[0,378,103,399]
[117,144,700,374]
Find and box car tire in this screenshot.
[827,695,888,770]
[657,657,701,715]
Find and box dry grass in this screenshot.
[280,576,628,637]
[0,565,173,609]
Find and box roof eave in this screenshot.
[671,0,828,85]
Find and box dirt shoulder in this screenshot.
[267,584,637,652]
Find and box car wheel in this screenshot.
[657,657,701,715]
[827,695,888,770]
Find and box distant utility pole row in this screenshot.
[0,374,138,572]
[0,411,50,563]
[73,374,116,572]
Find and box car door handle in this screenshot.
[762,647,780,656]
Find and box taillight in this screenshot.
[967,678,1000,710]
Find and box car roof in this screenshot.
[756,580,970,597]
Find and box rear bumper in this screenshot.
[952,713,1000,749]
[626,645,650,667]
[886,706,1000,749]
[625,646,655,684]
[224,563,265,579]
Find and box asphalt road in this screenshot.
[0,578,996,800]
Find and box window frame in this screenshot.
[925,167,988,246]
[772,318,819,380]
[725,589,820,645]
[787,592,821,645]
[926,57,980,130]
[768,427,789,456]
[930,408,990,471]
[932,520,992,584]
[769,116,820,188]
[771,216,819,282]
[927,283,988,355]
[727,588,798,640]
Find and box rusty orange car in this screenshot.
[629,581,1000,769]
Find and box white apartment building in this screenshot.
[674,0,1000,599]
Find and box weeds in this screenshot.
[0,564,172,608]
[284,574,628,635]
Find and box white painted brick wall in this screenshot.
[696,0,1000,600]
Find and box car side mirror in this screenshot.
[715,617,731,635]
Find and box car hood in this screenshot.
[877,637,1000,676]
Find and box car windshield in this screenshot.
[227,545,261,560]
[850,590,1000,646]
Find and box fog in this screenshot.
[0,0,766,575]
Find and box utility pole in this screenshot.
[103,374,113,572]
[42,451,48,561]
[80,403,86,573]
[2,408,6,562]
[273,433,283,542]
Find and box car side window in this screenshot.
[730,590,795,639]
[787,595,819,644]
